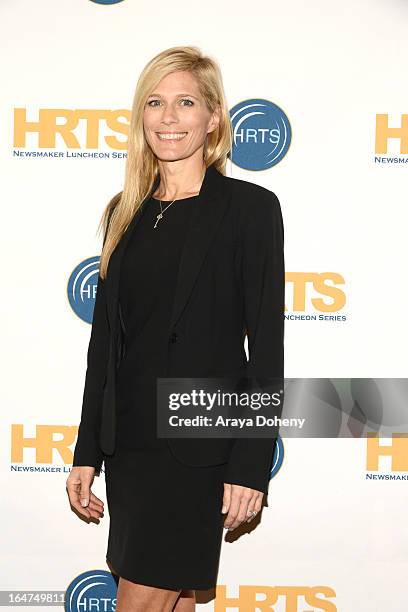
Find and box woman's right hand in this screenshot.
[66,466,105,520]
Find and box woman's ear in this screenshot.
[208,104,221,134]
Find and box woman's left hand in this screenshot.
[221,482,263,531]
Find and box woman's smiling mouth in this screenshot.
[156,132,188,141]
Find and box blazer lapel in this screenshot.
[105,163,231,339]
[168,164,230,330]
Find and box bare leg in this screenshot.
[116,576,181,612]
[173,589,196,611]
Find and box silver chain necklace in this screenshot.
[153,197,176,229]
[153,169,205,229]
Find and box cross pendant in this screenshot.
[154,212,163,229]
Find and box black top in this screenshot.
[115,194,197,448]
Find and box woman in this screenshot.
[66,46,285,611]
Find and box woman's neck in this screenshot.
[153,160,206,200]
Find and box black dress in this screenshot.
[104,195,228,591]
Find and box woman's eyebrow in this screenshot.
[147,92,199,99]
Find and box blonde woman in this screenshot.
[66,46,284,611]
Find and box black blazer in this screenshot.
[72,163,285,495]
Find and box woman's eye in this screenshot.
[146,99,194,107]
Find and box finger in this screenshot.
[246,493,263,523]
[67,477,97,518]
[69,492,103,520]
[228,489,253,530]
[86,502,103,519]
[223,486,243,530]
[89,491,104,511]
[221,483,231,514]
[88,498,104,517]
[66,480,90,518]
[67,473,93,507]
[79,482,91,508]
[245,496,257,522]
[70,496,93,519]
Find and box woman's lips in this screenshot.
[156,132,188,141]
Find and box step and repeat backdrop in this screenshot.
[1,0,407,610]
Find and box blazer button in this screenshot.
[170,332,178,343]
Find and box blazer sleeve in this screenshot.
[72,210,114,473]
[223,189,285,495]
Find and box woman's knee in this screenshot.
[116,577,181,611]
[174,589,196,611]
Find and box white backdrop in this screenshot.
[1,0,407,610]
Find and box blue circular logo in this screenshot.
[269,435,284,480]
[67,257,100,324]
[65,570,117,611]
[229,98,291,171]
[89,0,125,5]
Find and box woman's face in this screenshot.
[143,70,219,162]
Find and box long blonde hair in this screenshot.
[98,45,233,279]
